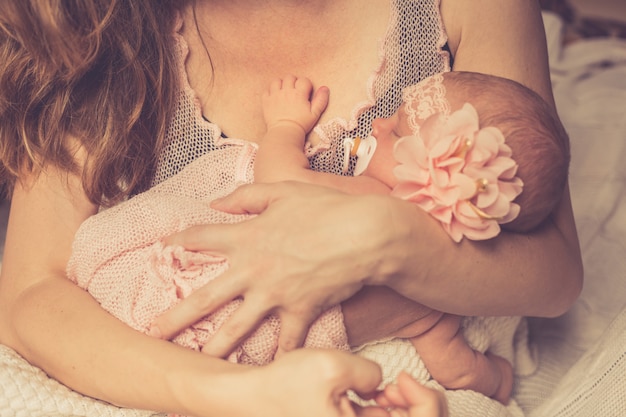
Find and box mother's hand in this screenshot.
[256,349,389,417]
[150,181,404,358]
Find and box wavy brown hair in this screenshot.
[0,0,188,206]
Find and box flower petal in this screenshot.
[390,103,523,242]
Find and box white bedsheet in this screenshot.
[513,12,626,417]
[1,11,625,417]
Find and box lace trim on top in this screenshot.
[309,0,451,176]
[153,0,450,186]
[305,3,396,157]
[402,72,450,134]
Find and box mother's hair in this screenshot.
[0,0,190,205]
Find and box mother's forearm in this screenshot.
[368,191,583,318]
[0,275,241,415]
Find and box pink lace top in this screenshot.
[67,0,450,365]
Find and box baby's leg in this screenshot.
[409,314,513,404]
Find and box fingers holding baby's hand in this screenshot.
[377,373,448,417]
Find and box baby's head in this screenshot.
[398,71,570,232]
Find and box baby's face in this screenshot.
[371,103,414,144]
[362,104,416,187]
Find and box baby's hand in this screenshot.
[262,75,329,135]
[376,372,448,417]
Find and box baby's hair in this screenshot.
[442,71,570,231]
[0,0,189,206]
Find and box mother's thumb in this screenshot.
[210,182,290,214]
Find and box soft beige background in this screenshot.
[569,0,626,22]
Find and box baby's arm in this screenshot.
[254,75,323,183]
[255,75,390,195]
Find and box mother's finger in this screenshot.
[161,222,239,252]
[396,372,448,417]
[200,296,272,358]
[149,272,243,340]
[210,182,310,215]
[356,407,390,417]
[274,310,317,358]
[342,354,384,400]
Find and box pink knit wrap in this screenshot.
[67,144,349,365]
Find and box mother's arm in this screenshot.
[391,0,583,314]
[343,0,583,343]
[0,168,231,414]
[152,0,582,355]
[0,168,386,417]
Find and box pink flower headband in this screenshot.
[391,75,523,242]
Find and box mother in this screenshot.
[0,1,582,416]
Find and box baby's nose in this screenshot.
[371,116,396,138]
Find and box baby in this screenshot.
[256,71,568,240]
[254,70,568,403]
[67,71,568,405]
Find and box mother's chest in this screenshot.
[185,2,392,143]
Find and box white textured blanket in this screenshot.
[513,11,626,417]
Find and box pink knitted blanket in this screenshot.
[67,144,349,365]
